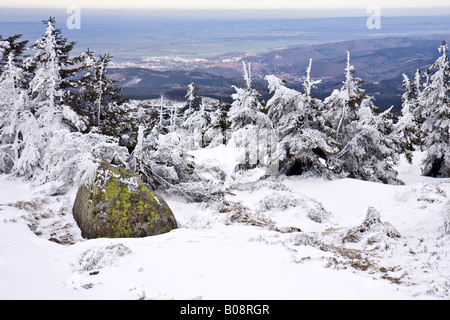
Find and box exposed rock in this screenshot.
[73,161,177,239]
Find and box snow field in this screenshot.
[1,149,449,300]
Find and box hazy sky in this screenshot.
[2,0,450,10]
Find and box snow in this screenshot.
[0,149,449,300]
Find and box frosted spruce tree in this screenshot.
[0,39,7,61]
[324,52,366,141]
[25,17,79,92]
[393,73,422,163]
[266,59,337,176]
[182,83,204,149]
[10,18,126,191]
[229,61,272,169]
[182,101,211,149]
[13,18,68,181]
[229,61,270,129]
[208,100,230,146]
[185,82,201,113]
[27,18,84,131]
[28,20,64,116]
[338,97,402,184]
[323,51,401,184]
[0,34,29,69]
[417,41,450,177]
[412,68,425,131]
[72,50,124,129]
[0,53,29,173]
[265,74,303,129]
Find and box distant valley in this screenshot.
[110,35,448,111]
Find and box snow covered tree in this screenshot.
[183,102,211,149]
[229,61,272,169]
[25,17,80,95]
[229,61,270,130]
[267,60,337,176]
[27,19,84,129]
[0,53,29,173]
[157,95,167,131]
[182,83,204,149]
[125,124,224,203]
[28,19,64,115]
[414,69,424,97]
[0,18,131,195]
[0,39,7,61]
[336,98,402,184]
[185,82,201,113]
[26,19,84,129]
[323,51,401,184]
[0,53,26,110]
[121,101,158,151]
[418,41,450,177]
[11,19,70,180]
[265,74,303,129]
[0,34,29,69]
[4,19,125,191]
[167,102,183,133]
[71,50,125,129]
[127,125,196,192]
[393,73,422,163]
[324,51,366,141]
[303,58,322,99]
[208,100,231,146]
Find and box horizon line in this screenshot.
[2,7,450,18]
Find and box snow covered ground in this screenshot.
[0,147,449,300]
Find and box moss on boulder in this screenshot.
[73,161,177,239]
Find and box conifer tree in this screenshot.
[265,74,303,129]
[418,41,450,177]
[393,73,421,163]
[229,61,272,169]
[28,19,63,114]
[323,52,401,184]
[0,34,29,69]
[337,97,402,184]
[182,83,205,149]
[324,52,366,141]
[209,100,230,146]
[10,18,108,187]
[12,19,70,180]
[267,60,337,176]
[26,17,80,91]
[185,82,201,113]
[73,50,124,128]
[229,61,270,130]
[0,53,29,173]
[1,18,128,192]
[182,101,211,149]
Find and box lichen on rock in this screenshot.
[73,161,178,239]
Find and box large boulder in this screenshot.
[73,161,178,239]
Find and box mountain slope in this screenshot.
[0,149,448,300]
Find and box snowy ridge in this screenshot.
[0,149,449,300]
